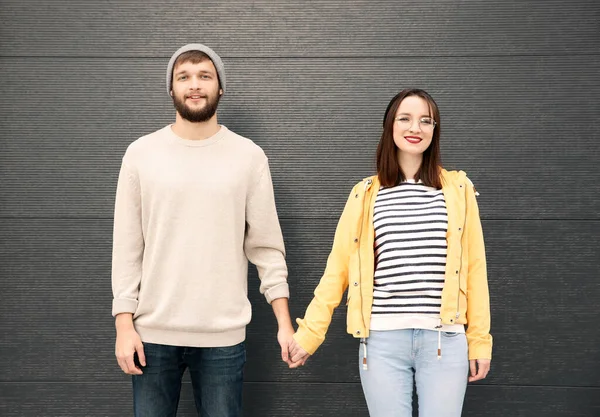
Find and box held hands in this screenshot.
[277,325,310,368]
[469,358,491,382]
[287,336,310,368]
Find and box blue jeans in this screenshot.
[132,341,246,417]
[359,329,468,417]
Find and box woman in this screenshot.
[289,89,492,417]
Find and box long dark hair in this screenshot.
[376,89,442,189]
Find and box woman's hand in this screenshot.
[469,358,491,382]
[288,337,310,368]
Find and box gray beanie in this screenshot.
[166,43,226,95]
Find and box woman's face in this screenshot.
[392,95,435,156]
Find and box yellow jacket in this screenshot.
[294,169,492,360]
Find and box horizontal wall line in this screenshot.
[0,381,598,389]
[1,53,600,60]
[0,216,599,222]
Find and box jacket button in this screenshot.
[356,331,361,335]
[355,194,358,198]
[354,238,358,243]
[455,270,459,274]
[458,227,462,231]
[450,319,454,323]
[460,185,463,188]
[354,282,358,286]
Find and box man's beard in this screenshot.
[172,91,220,123]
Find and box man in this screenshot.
[111,43,294,417]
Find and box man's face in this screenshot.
[171,59,222,123]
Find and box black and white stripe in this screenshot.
[371,181,448,320]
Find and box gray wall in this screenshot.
[1,1,599,416]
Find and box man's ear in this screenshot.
[219,89,223,96]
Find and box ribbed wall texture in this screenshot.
[1,1,599,416]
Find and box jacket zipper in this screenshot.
[439,179,469,360]
[357,178,372,332]
[358,178,372,370]
[456,183,468,320]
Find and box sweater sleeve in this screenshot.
[111,160,144,316]
[244,160,289,304]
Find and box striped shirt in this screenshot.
[370,180,464,332]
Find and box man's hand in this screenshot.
[270,298,297,366]
[115,313,145,375]
[277,325,295,366]
[468,358,491,382]
[288,337,310,369]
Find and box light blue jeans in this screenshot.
[359,329,469,417]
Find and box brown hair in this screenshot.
[376,89,442,189]
[173,51,222,88]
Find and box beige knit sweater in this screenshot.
[111,125,289,347]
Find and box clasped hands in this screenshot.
[277,326,310,368]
